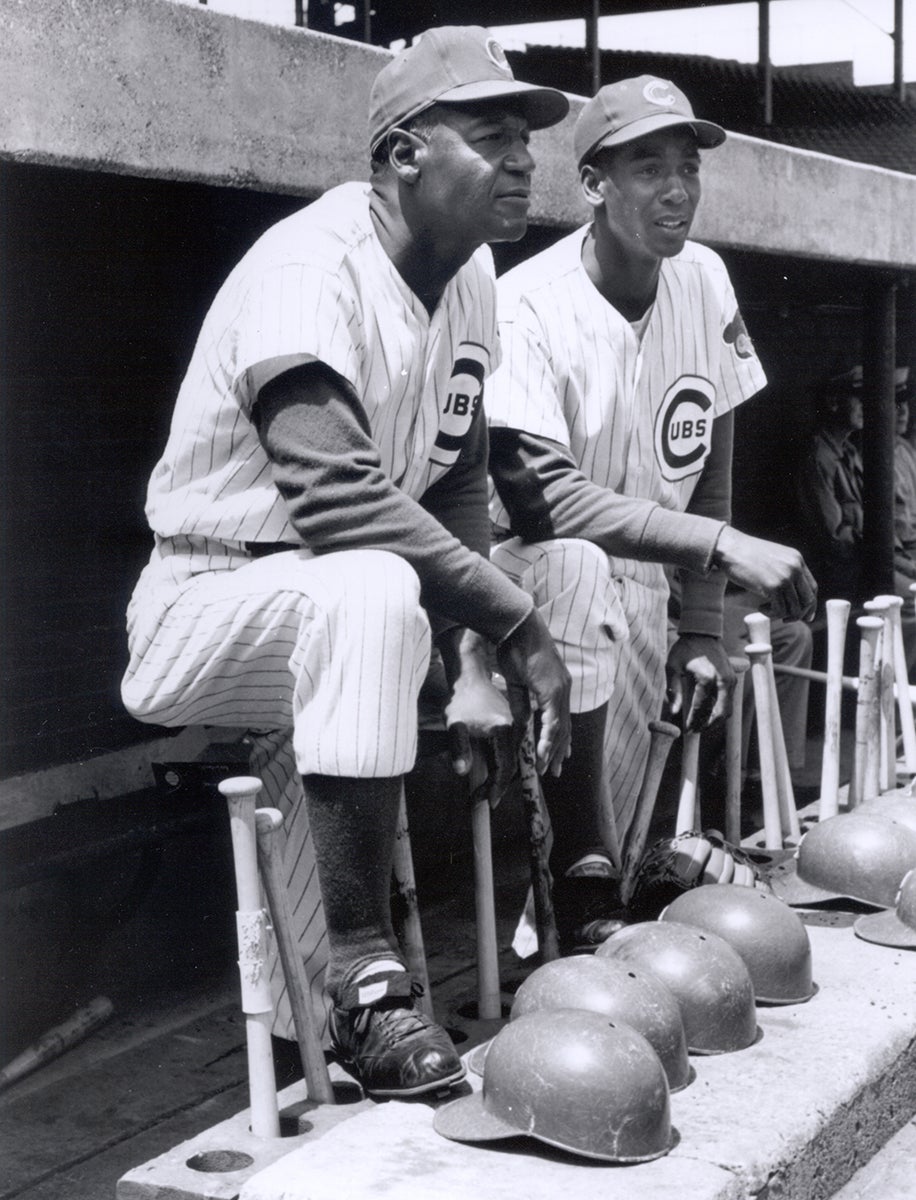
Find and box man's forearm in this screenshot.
[489,427,724,575]
[256,365,532,642]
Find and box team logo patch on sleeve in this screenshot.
[430,343,487,468]
[654,375,716,482]
[724,311,755,359]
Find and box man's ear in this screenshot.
[386,128,427,182]
[579,161,605,210]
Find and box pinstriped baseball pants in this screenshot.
[490,537,668,838]
[122,542,432,1041]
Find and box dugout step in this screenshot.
[117,917,916,1200]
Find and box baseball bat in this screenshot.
[392,787,434,1020]
[255,808,335,1105]
[518,716,560,962]
[744,612,800,840]
[773,661,916,707]
[675,727,701,836]
[220,776,281,1138]
[468,740,501,1021]
[745,643,783,849]
[820,598,851,820]
[873,594,916,773]
[725,656,750,847]
[620,719,679,906]
[864,599,897,792]
[675,675,700,836]
[0,996,113,1092]
[849,617,884,808]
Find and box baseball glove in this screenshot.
[627,829,761,918]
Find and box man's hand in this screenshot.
[714,527,817,622]
[496,608,571,777]
[666,634,736,732]
[444,673,517,808]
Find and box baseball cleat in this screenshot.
[329,959,466,1098]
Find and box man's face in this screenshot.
[835,393,864,432]
[413,103,536,246]
[897,399,910,437]
[588,127,702,262]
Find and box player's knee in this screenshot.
[521,537,613,595]
[357,549,422,608]
[334,550,427,643]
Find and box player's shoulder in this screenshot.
[239,181,374,276]
[497,225,587,314]
[668,240,731,283]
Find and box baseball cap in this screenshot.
[826,364,910,396]
[573,75,726,167]
[369,26,569,153]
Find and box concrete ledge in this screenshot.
[2,0,916,265]
[0,727,249,833]
[117,922,916,1200]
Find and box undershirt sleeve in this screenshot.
[488,426,725,576]
[677,411,733,638]
[254,363,532,644]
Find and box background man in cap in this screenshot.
[894,369,916,584]
[486,76,816,953]
[796,366,868,604]
[797,363,916,670]
[121,26,570,1097]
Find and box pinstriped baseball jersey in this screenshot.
[491,227,766,879]
[145,182,498,543]
[488,226,765,534]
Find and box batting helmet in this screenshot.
[508,954,692,1091]
[434,1008,674,1163]
[660,884,817,1004]
[856,793,916,836]
[598,920,758,1054]
[855,868,916,948]
[770,812,916,908]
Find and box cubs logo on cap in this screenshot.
[573,75,726,167]
[369,25,569,153]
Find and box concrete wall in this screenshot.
[3,0,916,268]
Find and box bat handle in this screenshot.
[725,657,750,847]
[820,598,851,820]
[256,808,336,1105]
[851,617,884,807]
[620,719,679,906]
[745,612,798,840]
[0,996,114,1091]
[743,610,771,647]
[873,594,916,774]
[746,643,783,849]
[675,675,700,836]
[219,776,280,1138]
[392,788,434,1019]
[864,599,897,792]
[470,791,502,1021]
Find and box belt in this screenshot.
[244,541,303,558]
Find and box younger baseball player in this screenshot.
[486,76,817,952]
[121,27,570,1096]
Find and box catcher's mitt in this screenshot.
[628,829,761,918]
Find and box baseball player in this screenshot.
[121,26,570,1097]
[486,76,817,952]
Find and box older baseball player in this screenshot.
[486,76,817,952]
[121,26,570,1097]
